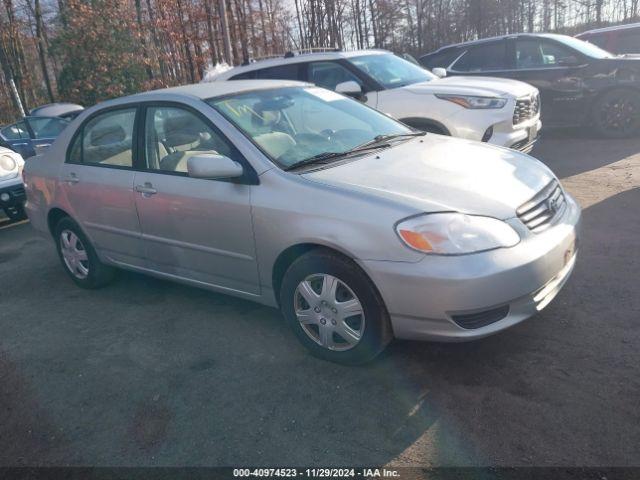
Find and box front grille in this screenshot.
[513,93,540,125]
[451,305,510,329]
[517,180,566,233]
[10,185,26,199]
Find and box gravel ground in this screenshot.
[0,131,638,467]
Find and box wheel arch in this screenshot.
[399,117,451,135]
[271,242,368,306]
[47,207,72,237]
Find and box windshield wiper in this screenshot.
[284,143,395,171]
[367,131,426,145]
[284,132,425,172]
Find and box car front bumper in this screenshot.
[0,177,26,211]
[360,193,581,342]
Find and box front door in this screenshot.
[507,38,588,125]
[59,107,145,266]
[132,104,260,296]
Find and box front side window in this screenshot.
[551,34,613,58]
[349,54,435,88]
[1,121,30,140]
[144,106,238,173]
[307,61,363,90]
[617,31,640,53]
[25,116,69,139]
[453,42,508,72]
[516,39,580,69]
[70,108,136,167]
[208,86,410,169]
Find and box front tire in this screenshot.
[54,217,116,289]
[592,89,640,139]
[280,249,393,365]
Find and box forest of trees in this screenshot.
[0,0,638,123]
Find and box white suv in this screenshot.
[209,50,542,152]
[0,146,26,221]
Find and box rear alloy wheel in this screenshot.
[280,250,393,365]
[593,89,640,139]
[54,217,116,289]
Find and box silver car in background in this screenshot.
[24,80,581,364]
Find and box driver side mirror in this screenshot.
[335,81,365,101]
[187,154,244,180]
[432,68,447,78]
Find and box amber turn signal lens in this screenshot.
[398,229,433,252]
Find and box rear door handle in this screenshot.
[135,183,157,196]
[64,173,79,184]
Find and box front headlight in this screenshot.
[396,213,520,255]
[0,154,17,172]
[435,94,507,109]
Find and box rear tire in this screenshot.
[54,217,116,289]
[279,249,393,365]
[592,88,640,139]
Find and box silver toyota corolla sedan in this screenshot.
[24,80,581,364]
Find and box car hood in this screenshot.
[403,76,537,98]
[302,135,556,220]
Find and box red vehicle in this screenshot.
[576,23,640,54]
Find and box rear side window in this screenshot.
[254,64,301,80]
[68,108,136,167]
[421,49,461,68]
[453,42,507,72]
[1,121,29,140]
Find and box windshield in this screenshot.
[551,34,614,59]
[349,53,436,88]
[208,87,411,169]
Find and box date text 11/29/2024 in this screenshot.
[233,468,400,478]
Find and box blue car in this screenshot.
[0,115,70,159]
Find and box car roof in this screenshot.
[74,80,313,116]
[30,103,84,117]
[133,79,310,100]
[213,49,390,78]
[577,22,640,36]
[426,33,575,55]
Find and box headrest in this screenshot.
[90,124,126,146]
[164,114,201,147]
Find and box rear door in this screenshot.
[132,103,260,295]
[59,106,145,266]
[447,39,510,77]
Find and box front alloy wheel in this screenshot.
[294,274,365,351]
[280,249,393,364]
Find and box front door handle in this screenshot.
[64,173,79,184]
[135,182,157,197]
